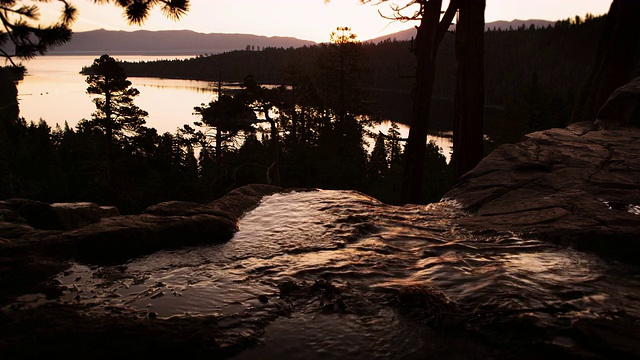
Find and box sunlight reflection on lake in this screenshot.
[17,55,215,134]
[16,55,452,161]
[370,120,452,163]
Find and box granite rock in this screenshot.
[445,122,640,263]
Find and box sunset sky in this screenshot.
[38,0,613,42]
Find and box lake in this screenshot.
[16,55,452,160]
[17,55,213,134]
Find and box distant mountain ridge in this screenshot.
[366,19,555,43]
[50,29,317,56]
[47,20,557,56]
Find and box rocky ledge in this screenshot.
[0,184,281,276]
[445,122,640,264]
[0,184,281,304]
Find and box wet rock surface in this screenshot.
[0,184,282,264]
[145,184,282,221]
[46,213,238,264]
[0,185,286,358]
[2,188,639,359]
[445,123,640,264]
[0,184,281,302]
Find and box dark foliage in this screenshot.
[118,16,606,162]
[121,16,604,116]
[0,49,451,211]
[0,1,189,66]
[2,18,607,209]
[572,0,640,124]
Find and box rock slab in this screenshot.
[47,184,282,264]
[445,122,640,263]
[0,184,282,265]
[0,199,119,230]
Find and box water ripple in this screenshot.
[12,189,640,358]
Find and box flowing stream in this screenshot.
[13,190,640,358]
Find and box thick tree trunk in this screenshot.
[402,0,443,204]
[572,0,640,124]
[453,0,485,180]
[402,0,458,203]
[0,68,18,198]
[0,68,19,121]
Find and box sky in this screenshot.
[36,0,614,43]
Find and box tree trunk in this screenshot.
[215,127,222,172]
[291,108,298,145]
[453,0,485,181]
[104,90,113,187]
[401,0,443,204]
[0,68,18,198]
[0,68,19,122]
[266,111,281,186]
[402,0,458,203]
[571,0,640,124]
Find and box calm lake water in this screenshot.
[16,55,452,160]
[17,55,212,134]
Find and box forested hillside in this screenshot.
[121,16,604,110]
[364,19,555,43]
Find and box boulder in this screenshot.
[5,199,61,230]
[50,202,119,230]
[596,76,640,129]
[445,122,640,263]
[204,184,283,220]
[0,208,26,224]
[144,200,202,217]
[48,213,237,264]
[145,184,282,220]
[0,184,282,264]
[0,199,119,231]
[48,184,282,264]
[0,221,34,240]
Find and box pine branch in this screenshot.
[0,0,189,64]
